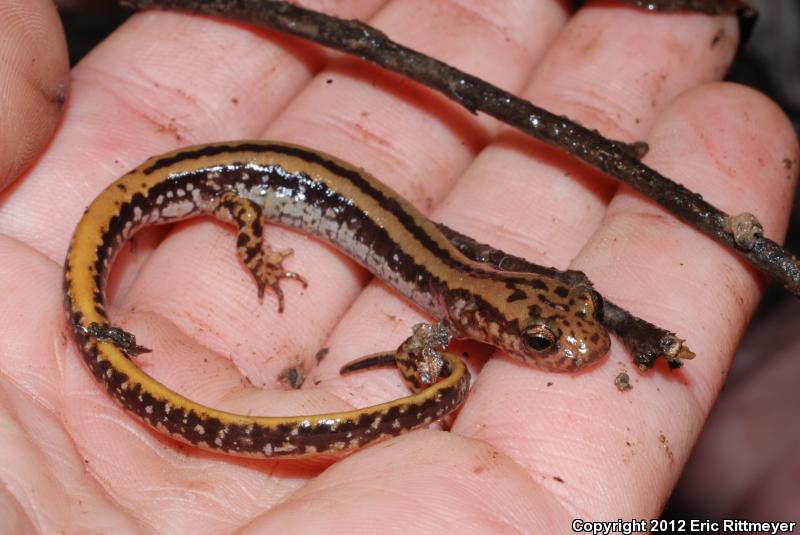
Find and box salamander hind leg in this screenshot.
[214,192,308,312]
[340,322,455,394]
[395,322,453,392]
[77,322,151,357]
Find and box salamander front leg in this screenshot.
[214,192,308,312]
[340,322,455,393]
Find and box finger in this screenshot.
[440,4,739,264]
[0,0,68,190]
[572,84,797,514]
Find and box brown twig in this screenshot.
[120,0,798,299]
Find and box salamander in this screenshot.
[63,141,610,458]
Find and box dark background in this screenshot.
[54,0,800,520]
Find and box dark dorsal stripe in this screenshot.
[142,142,540,290]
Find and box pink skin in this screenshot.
[0,0,797,532]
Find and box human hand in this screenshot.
[0,1,797,532]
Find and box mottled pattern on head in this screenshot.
[439,272,609,372]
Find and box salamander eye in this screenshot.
[522,325,556,352]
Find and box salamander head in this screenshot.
[444,279,610,372]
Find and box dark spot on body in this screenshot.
[530,279,548,291]
[507,288,527,302]
[251,218,263,236]
[164,404,186,429]
[554,286,569,298]
[244,245,261,262]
